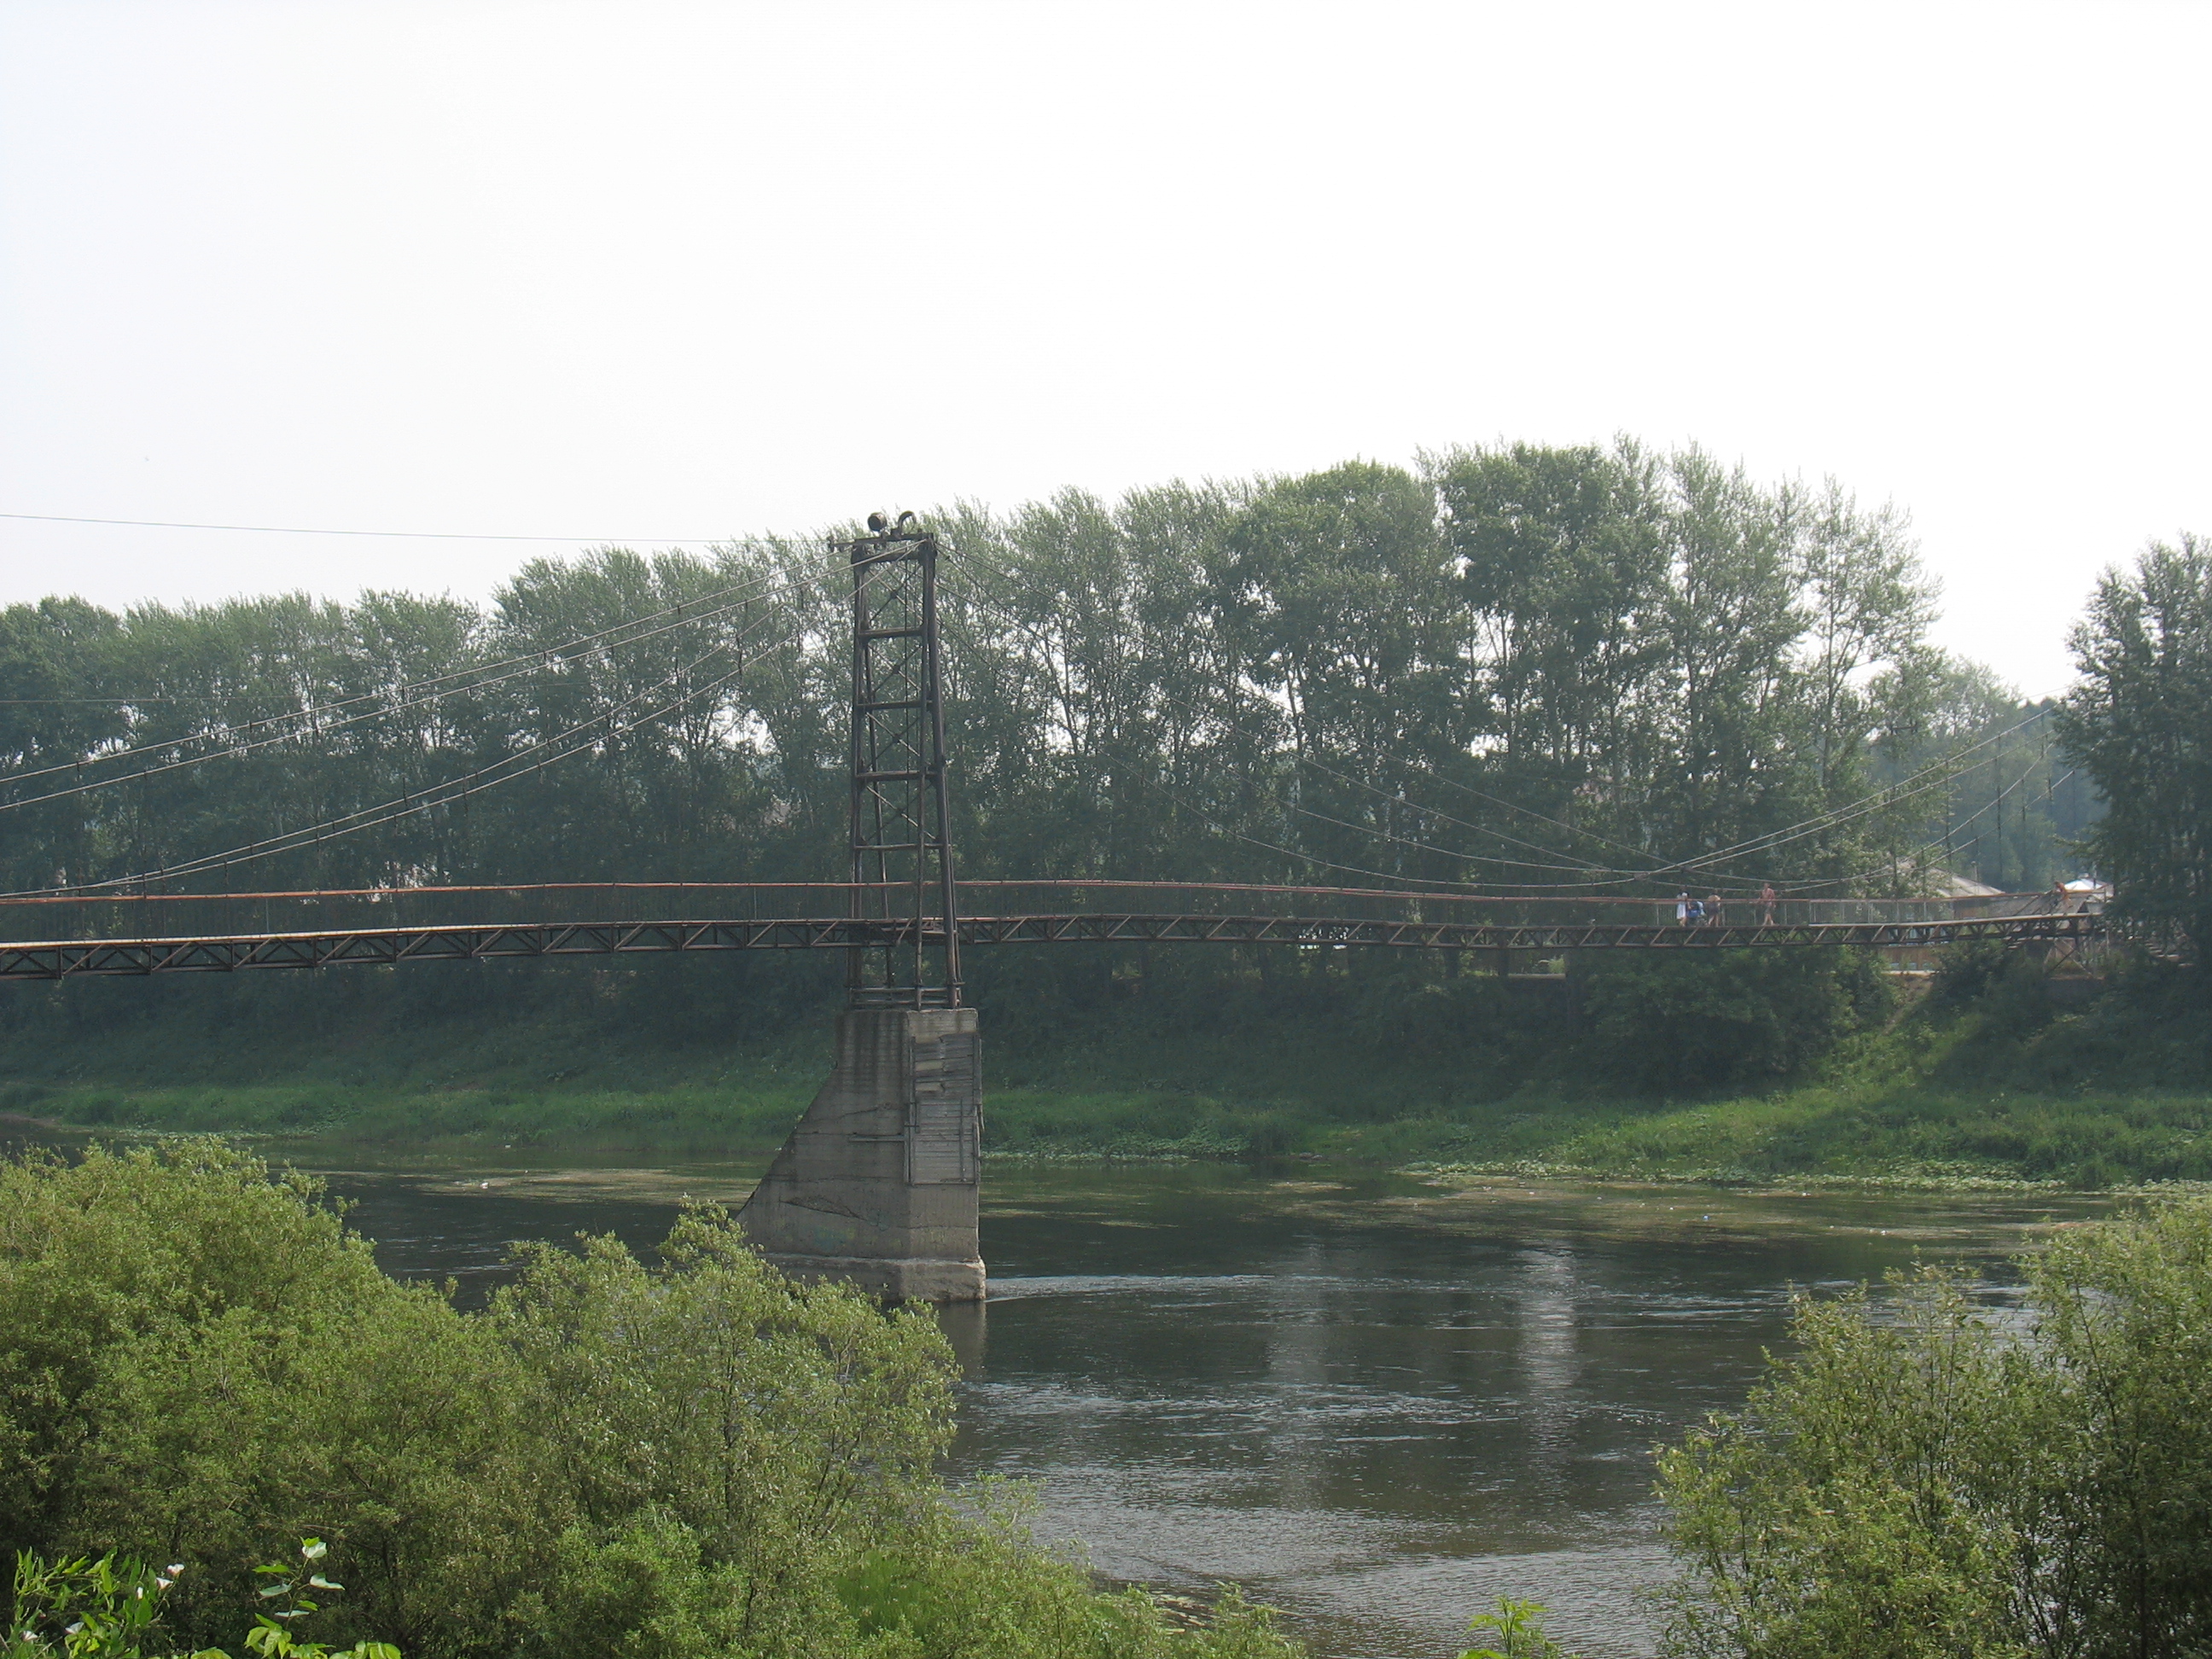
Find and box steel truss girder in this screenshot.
[954,914,2098,950]
[0,912,2104,981]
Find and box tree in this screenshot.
[1429,439,1669,853]
[0,597,127,891]
[1656,1198,2212,1659]
[0,447,1961,916]
[2058,533,2212,963]
[0,1144,1302,1659]
[1214,462,1458,882]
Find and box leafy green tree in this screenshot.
[490,1207,957,1656]
[0,1143,544,1656]
[1652,448,1813,867]
[2059,533,2212,962]
[0,1144,1301,1659]
[1656,1198,2212,1659]
[1796,481,1935,800]
[1575,948,1891,1094]
[1429,439,1669,846]
[2032,1197,2212,1654]
[0,597,128,892]
[0,448,1964,910]
[1214,462,1457,882]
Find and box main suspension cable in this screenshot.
[946,562,1724,890]
[0,569,789,811]
[14,568,858,898]
[0,560,790,789]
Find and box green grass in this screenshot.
[0,1077,816,1154]
[2,952,2206,1189]
[1313,1083,2212,1190]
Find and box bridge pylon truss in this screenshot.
[843,527,961,1010]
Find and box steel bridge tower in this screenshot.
[842,523,963,1009]
[736,520,985,1301]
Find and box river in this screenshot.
[15,1132,2106,1659]
[277,1146,2104,1659]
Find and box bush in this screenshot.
[0,1143,1301,1659]
[3,1538,398,1659]
[1575,949,1889,1093]
[0,1143,571,1653]
[1655,1197,2212,1658]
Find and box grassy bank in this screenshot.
[0,946,2205,1187]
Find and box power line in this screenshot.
[0,565,789,795]
[0,510,738,543]
[947,550,2048,894]
[1657,708,2055,882]
[0,578,784,817]
[946,562,1732,891]
[17,569,856,898]
[1882,765,2076,888]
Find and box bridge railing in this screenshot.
[0,883,859,943]
[955,882,2063,929]
[0,880,2077,945]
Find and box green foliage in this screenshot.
[1,445,1961,908]
[489,1208,958,1657]
[4,1549,196,1659]
[10,943,2212,1188]
[1575,949,1892,1092]
[830,1488,1295,1659]
[1457,1598,1579,1659]
[0,1144,1301,1659]
[2060,533,2212,963]
[0,1142,545,1655]
[3,1540,392,1659]
[243,1543,398,1659]
[1929,938,2056,1039]
[1654,1198,2212,1658]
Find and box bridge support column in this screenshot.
[737,1006,984,1302]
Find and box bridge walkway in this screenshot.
[0,881,2104,980]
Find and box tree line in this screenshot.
[0,442,2099,904]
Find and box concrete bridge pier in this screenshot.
[737,1005,984,1302]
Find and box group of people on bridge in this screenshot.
[1676,884,1781,927]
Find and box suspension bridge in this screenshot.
[0,878,2099,982]
[0,523,2110,1300]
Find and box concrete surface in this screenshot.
[738,1005,984,1301]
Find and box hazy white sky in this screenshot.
[2,1,2205,696]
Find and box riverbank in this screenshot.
[1,947,2203,1188]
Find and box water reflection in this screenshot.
[4,1128,2102,1659]
[952,1168,2098,1659]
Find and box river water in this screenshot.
[19,1132,2106,1659]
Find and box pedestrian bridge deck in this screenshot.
[0,882,2101,980]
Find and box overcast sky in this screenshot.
[3,2,2205,696]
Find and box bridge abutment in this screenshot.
[736,1006,984,1302]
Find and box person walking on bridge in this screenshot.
[1761,882,1778,927]
[1677,891,1691,924]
